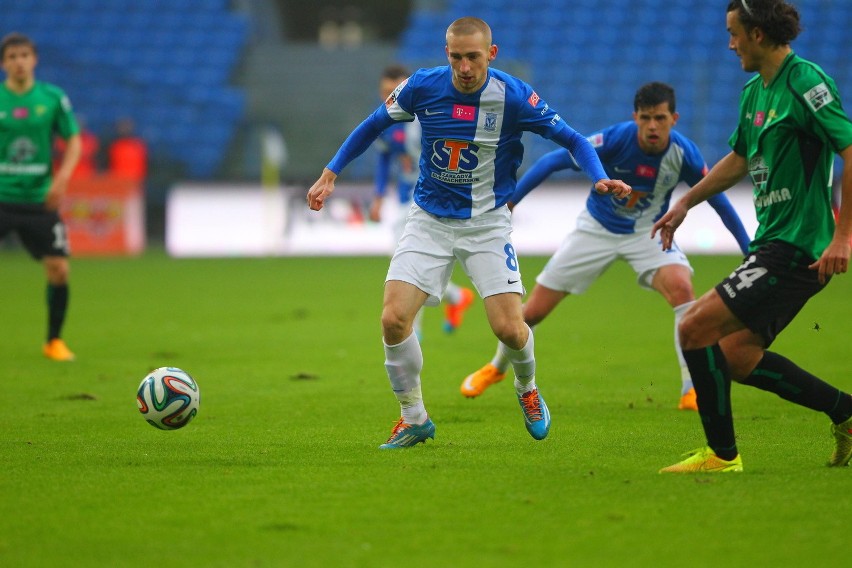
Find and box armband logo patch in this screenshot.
[385,78,409,109]
[804,82,833,112]
[588,133,604,148]
[527,91,540,108]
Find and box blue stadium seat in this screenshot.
[13,0,250,178]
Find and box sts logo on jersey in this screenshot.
[430,139,480,184]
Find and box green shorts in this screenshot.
[0,202,70,259]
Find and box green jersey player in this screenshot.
[652,0,852,473]
[0,33,81,361]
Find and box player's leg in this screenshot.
[461,224,609,398]
[461,283,567,398]
[630,232,697,407]
[663,243,852,470]
[481,293,537,399]
[379,279,435,448]
[481,292,549,439]
[18,207,75,361]
[43,255,74,359]
[458,207,549,439]
[379,205,452,448]
[730,339,852,466]
[659,288,746,472]
[650,263,697,409]
[714,249,852,466]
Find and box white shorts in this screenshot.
[537,209,692,294]
[387,204,525,306]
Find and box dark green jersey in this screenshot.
[0,80,80,204]
[729,52,852,260]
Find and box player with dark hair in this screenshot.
[1,32,81,361]
[368,64,474,338]
[308,17,631,448]
[462,82,751,411]
[652,0,852,472]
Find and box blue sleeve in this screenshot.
[327,106,396,174]
[374,150,391,197]
[707,193,751,255]
[550,125,607,184]
[511,149,580,204]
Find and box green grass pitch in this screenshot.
[1,249,850,566]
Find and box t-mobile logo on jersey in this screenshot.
[452,104,476,121]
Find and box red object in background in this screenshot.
[109,136,148,182]
[61,175,145,256]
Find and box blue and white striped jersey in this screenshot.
[385,66,572,218]
[584,121,708,234]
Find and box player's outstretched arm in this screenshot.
[307,168,337,211]
[46,134,81,211]
[510,149,580,206]
[549,126,631,199]
[808,144,852,284]
[307,107,396,212]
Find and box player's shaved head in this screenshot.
[446,17,492,45]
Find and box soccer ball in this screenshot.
[136,367,200,430]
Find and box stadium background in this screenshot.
[2,0,849,244]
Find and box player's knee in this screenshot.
[668,284,695,307]
[677,315,704,351]
[492,321,527,350]
[380,307,410,344]
[44,258,69,285]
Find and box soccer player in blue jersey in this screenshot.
[307,17,631,449]
[462,82,751,411]
[368,64,475,338]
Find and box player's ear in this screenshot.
[488,44,497,61]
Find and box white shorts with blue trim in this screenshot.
[386,204,525,306]
[536,209,692,294]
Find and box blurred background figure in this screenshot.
[107,117,147,183]
[260,124,288,187]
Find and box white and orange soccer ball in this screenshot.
[136,367,200,430]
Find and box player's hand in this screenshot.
[507,200,516,212]
[808,236,850,285]
[651,202,687,251]
[43,177,69,211]
[594,179,631,199]
[307,168,337,211]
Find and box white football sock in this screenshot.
[490,342,511,374]
[504,325,536,394]
[383,332,428,424]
